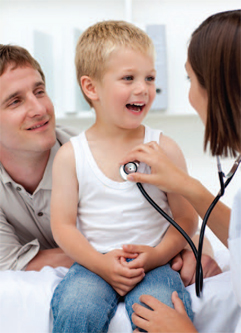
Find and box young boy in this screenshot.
[50,20,197,332]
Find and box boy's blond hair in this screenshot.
[75,20,155,106]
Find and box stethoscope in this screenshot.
[120,154,241,297]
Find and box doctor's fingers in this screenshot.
[121,142,163,165]
[171,291,188,316]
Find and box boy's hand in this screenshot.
[99,249,145,296]
[121,244,159,272]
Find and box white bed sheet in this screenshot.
[0,253,240,333]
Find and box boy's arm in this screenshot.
[51,142,102,270]
[151,135,198,267]
[51,142,144,295]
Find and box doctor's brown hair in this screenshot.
[188,10,241,157]
[0,44,45,83]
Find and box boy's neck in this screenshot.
[86,123,145,142]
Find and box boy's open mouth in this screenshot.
[126,103,145,112]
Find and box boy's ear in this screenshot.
[80,76,99,101]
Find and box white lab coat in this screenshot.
[228,187,241,331]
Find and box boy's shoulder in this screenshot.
[55,140,75,165]
[159,133,181,153]
[159,134,187,170]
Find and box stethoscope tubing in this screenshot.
[136,182,204,295]
[196,155,241,296]
[122,153,241,297]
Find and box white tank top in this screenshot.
[70,125,171,253]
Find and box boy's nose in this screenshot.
[134,81,148,95]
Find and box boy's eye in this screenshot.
[146,76,155,82]
[187,75,190,81]
[123,76,134,81]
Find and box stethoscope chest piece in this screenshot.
[119,162,139,181]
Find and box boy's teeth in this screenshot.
[126,103,144,112]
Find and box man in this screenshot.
[0,44,221,282]
[0,44,77,271]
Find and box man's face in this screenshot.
[0,64,56,156]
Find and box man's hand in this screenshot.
[132,292,197,332]
[171,249,222,286]
[25,248,74,271]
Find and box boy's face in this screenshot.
[94,47,156,130]
[0,64,56,155]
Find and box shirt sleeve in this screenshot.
[0,208,40,271]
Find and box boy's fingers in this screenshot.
[122,244,143,253]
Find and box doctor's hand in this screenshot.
[100,250,145,296]
[132,292,197,333]
[171,249,222,286]
[121,141,189,195]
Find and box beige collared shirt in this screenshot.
[0,126,78,271]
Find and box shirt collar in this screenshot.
[35,140,60,192]
[0,163,13,184]
[0,140,61,192]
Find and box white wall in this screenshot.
[1,1,240,251]
[1,0,240,202]
[1,0,240,116]
[1,0,240,229]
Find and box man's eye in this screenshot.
[146,76,155,82]
[35,89,45,96]
[9,99,21,107]
[123,76,134,81]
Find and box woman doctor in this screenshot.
[122,10,241,332]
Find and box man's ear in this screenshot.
[80,76,99,101]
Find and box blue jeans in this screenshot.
[51,262,193,333]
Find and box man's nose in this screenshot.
[27,94,46,117]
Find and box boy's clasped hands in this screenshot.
[102,244,160,296]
